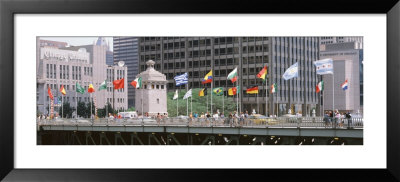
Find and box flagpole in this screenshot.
[142,87,144,117]
[332,73,335,119]
[257,91,259,114]
[222,89,224,115]
[186,85,188,116]
[75,89,77,118]
[62,95,63,118]
[211,78,213,115]
[191,93,192,114]
[206,86,208,114]
[90,93,93,120]
[236,86,238,114]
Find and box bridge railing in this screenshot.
[37,116,363,129]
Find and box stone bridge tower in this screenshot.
[135,60,168,117]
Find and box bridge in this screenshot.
[37,117,363,145]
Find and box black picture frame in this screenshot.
[1,0,399,181]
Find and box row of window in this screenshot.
[140,37,269,44]
[83,67,93,76]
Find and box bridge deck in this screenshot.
[38,117,363,138]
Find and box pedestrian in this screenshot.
[346,111,352,128]
[324,111,329,128]
[334,111,340,127]
[234,111,239,126]
[240,112,245,126]
[156,113,161,125]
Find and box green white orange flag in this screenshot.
[99,80,107,91]
[60,85,66,95]
[131,77,142,89]
[257,65,268,81]
[88,84,95,93]
[227,67,238,83]
[316,81,324,93]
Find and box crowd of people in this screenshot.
[323,110,353,128]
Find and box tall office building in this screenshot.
[138,37,320,116]
[106,50,114,65]
[319,41,363,114]
[113,37,139,108]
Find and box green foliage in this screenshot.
[167,88,238,117]
[58,102,73,118]
[77,101,86,118]
[127,107,136,112]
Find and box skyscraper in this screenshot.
[138,37,320,116]
[113,37,139,108]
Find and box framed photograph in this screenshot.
[1,0,399,181]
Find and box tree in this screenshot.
[166,88,237,117]
[127,107,136,112]
[77,101,87,118]
[58,102,73,118]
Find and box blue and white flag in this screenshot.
[174,72,188,86]
[314,58,333,75]
[282,62,298,80]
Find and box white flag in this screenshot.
[183,89,192,99]
[173,90,178,100]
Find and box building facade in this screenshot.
[37,38,128,117]
[113,37,140,108]
[319,42,363,114]
[138,37,320,116]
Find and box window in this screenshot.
[156,85,159,89]
[157,98,160,104]
[161,85,164,89]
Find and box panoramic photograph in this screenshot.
[36,36,363,145]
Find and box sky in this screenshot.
[39,37,113,51]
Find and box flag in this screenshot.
[212,87,224,96]
[282,62,298,80]
[228,87,237,96]
[314,58,333,75]
[246,86,258,94]
[257,66,268,81]
[113,78,124,89]
[341,79,348,90]
[88,84,95,93]
[316,81,324,93]
[174,73,188,86]
[60,85,66,95]
[47,86,54,100]
[131,77,142,89]
[76,83,85,94]
[202,70,213,84]
[99,80,107,91]
[227,67,238,83]
[270,83,277,93]
[199,88,207,96]
[183,89,192,99]
[173,90,179,100]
